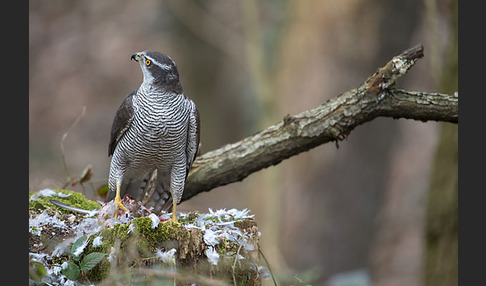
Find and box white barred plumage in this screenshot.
[107,51,200,222]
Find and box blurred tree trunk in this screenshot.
[239,0,287,271]
[423,0,458,285]
[424,123,457,286]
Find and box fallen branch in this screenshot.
[182,44,458,202]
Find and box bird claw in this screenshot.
[114,195,129,219]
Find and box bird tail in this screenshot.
[105,169,173,215]
[141,169,173,214]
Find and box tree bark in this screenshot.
[182,44,458,202]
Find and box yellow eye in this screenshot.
[145,59,151,66]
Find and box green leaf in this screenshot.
[79,252,106,271]
[62,262,80,281]
[97,184,109,197]
[29,261,47,282]
[71,235,88,261]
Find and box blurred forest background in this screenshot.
[29,0,457,285]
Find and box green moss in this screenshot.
[50,255,68,266]
[29,189,99,214]
[29,189,261,284]
[99,217,189,256]
[203,216,219,223]
[130,217,187,251]
[178,211,200,224]
[215,238,238,256]
[79,217,193,281]
[110,223,131,241]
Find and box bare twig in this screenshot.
[258,243,278,286]
[60,106,86,188]
[232,243,244,286]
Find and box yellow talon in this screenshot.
[171,201,178,223]
[114,184,129,219]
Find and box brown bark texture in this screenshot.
[182,44,458,202]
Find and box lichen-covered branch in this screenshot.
[183,44,458,202]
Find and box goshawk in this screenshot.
[107,50,200,222]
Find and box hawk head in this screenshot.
[131,50,182,94]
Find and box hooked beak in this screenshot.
[131,53,140,62]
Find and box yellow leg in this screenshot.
[114,183,129,219]
[171,201,178,222]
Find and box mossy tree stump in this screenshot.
[29,189,264,285]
